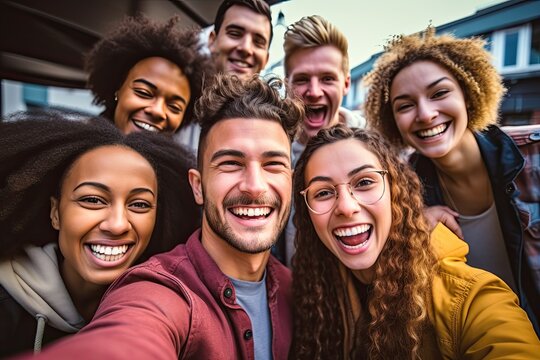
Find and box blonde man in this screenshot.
[282,15,364,266]
[284,15,364,165]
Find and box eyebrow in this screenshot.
[211,149,290,163]
[73,181,156,197]
[306,164,376,187]
[225,24,268,45]
[133,79,188,105]
[391,76,450,105]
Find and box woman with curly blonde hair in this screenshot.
[363,27,539,332]
[290,124,539,359]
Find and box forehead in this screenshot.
[287,46,345,78]
[203,118,290,162]
[305,139,381,180]
[126,57,183,80]
[64,146,156,187]
[392,60,458,90]
[220,5,271,40]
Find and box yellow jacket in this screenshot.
[425,223,540,359]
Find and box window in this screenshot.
[530,19,540,65]
[491,21,540,74]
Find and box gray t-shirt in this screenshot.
[459,202,517,292]
[230,273,272,360]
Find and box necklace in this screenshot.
[437,171,460,213]
[436,170,493,215]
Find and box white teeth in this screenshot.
[341,240,369,250]
[231,207,271,217]
[417,124,447,138]
[333,224,370,237]
[89,244,129,258]
[231,60,250,68]
[133,120,160,132]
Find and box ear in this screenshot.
[208,30,217,51]
[50,197,60,230]
[343,73,351,96]
[188,169,204,205]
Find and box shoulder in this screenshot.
[431,259,540,357]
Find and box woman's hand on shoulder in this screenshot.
[424,205,463,239]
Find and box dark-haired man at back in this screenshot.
[209,0,272,81]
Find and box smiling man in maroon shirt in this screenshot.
[19,75,304,360]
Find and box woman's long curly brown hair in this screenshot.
[363,27,505,149]
[290,125,437,359]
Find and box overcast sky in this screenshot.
[267,0,507,70]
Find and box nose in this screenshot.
[238,164,269,197]
[99,205,131,235]
[236,35,254,56]
[306,78,323,99]
[145,97,167,121]
[416,99,438,123]
[333,185,361,217]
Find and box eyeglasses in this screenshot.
[300,170,388,215]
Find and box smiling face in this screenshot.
[390,60,469,159]
[114,57,191,134]
[50,146,157,286]
[304,139,391,282]
[287,45,350,144]
[208,5,271,80]
[189,118,291,255]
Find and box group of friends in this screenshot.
[1,0,539,359]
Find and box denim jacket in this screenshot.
[410,125,539,334]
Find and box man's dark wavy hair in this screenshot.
[0,111,201,261]
[85,15,213,130]
[194,73,304,169]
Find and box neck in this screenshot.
[200,222,270,282]
[60,261,107,322]
[432,129,483,178]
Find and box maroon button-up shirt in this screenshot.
[20,230,293,360]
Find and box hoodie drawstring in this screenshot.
[34,314,48,353]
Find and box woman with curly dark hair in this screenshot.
[290,124,539,359]
[85,15,213,134]
[363,27,539,333]
[0,115,200,356]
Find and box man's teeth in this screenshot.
[231,207,271,217]
[133,120,159,132]
[333,224,370,237]
[417,123,447,138]
[89,244,129,261]
[231,60,251,68]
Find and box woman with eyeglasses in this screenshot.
[289,124,539,359]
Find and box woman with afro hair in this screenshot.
[0,114,200,356]
[85,15,213,134]
[363,27,539,333]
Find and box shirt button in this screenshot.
[244,330,253,340]
[224,287,233,298]
[506,183,515,194]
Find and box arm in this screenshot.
[15,279,191,360]
[424,205,463,239]
[458,272,540,359]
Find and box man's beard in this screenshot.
[203,192,289,254]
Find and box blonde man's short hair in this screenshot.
[283,15,349,77]
[363,27,506,149]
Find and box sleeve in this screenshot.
[458,272,540,359]
[13,279,191,360]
